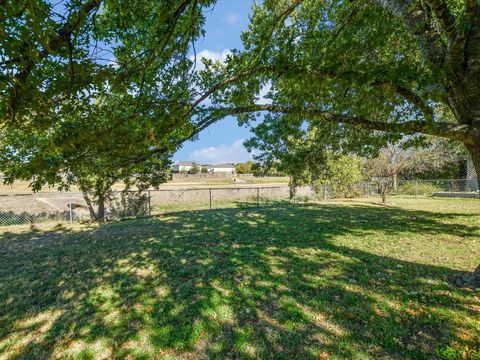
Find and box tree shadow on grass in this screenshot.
[0,204,479,359]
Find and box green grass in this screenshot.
[151,197,291,213]
[0,197,479,359]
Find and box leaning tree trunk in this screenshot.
[81,191,107,222]
[461,131,480,287]
[82,191,98,221]
[392,173,398,193]
[381,186,388,205]
[465,130,480,194]
[96,195,106,222]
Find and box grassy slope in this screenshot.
[0,198,479,359]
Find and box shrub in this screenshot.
[108,191,149,218]
[397,181,442,196]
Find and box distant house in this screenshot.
[173,161,236,174]
[209,164,236,174]
[173,161,197,173]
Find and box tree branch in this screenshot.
[190,64,434,120]
[446,0,478,71]
[424,0,457,40]
[5,0,102,121]
[375,0,446,65]
[204,104,474,145]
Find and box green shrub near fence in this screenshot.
[397,181,443,196]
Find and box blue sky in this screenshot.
[174,0,256,165]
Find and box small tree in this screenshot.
[235,161,253,174]
[245,122,366,200]
[0,128,172,221]
[367,144,411,205]
[188,163,200,174]
[0,94,180,221]
[367,139,463,204]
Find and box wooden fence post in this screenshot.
[148,190,151,216]
[209,188,212,210]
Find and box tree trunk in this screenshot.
[470,265,480,284]
[81,190,107,222]
[82,191,97,221]
[289,176,296,200]
[456,264,480,288]
[97,196,106,222]
[462,130,480,287]
[465,129,480,194]
[381,188,387,205]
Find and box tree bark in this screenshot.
[469,265,480,286]
[460,129,480,287]
[82,191,97,221]
[289,176,297,200]
[381,187,387,205]
[97,196,106,222]
[465,129,480,193]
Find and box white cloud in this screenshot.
[224,13,240,25]
[188,139,254,164]
[190,48,231,71]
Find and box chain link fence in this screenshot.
[0,180,477,227]
[328,179,479,198]
[0,186,315,226]
[395,179,479,196]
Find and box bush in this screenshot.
[329,184,363,198]
[313,155,365,199]
[397,181,442,196]
[108,191,149,218]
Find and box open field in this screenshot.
[161,176,290,189]
[0,197,479,359]
[0,176,290,194]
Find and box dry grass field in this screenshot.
[0,176,290,194]
[0,177,292,225]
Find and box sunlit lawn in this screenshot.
[0,198,479,359]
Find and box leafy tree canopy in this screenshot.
[0,0,224,219]
[198,0,480,185]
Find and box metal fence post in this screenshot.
[148,190,151,216]
[69,197,73,223]
[209,188,212,210]
[257,188,260,207]
[415,180,419,198]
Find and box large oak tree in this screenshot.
[196,0,480,284]
[199,0,480,184]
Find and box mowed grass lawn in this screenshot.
[0,198,479,359]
